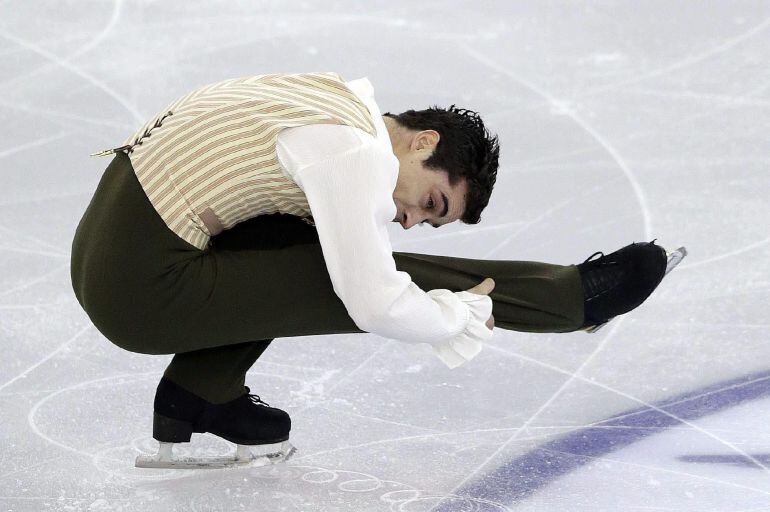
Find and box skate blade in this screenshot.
[135,440,296,469]
[583,246,687,334]
[665,246,687,274]
[583,322,607,333]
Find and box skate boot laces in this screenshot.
[579,251,624,302]
[244,386,270,407]
[583,251,606,264]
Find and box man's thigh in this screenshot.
[158,214,365,353]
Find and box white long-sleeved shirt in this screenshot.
[275,77,493,369]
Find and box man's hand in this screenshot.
[465,278,495,330]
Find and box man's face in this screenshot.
[391,131,468,229]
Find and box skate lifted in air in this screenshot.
[583,246,687,333]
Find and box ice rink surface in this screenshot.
[1,1,769,510]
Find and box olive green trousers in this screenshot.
[70,152,584,403]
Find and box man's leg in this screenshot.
[394,252,583,333]
[159,214,325,403]
[162,340,272,403]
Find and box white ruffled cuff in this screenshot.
[426,289,494,369]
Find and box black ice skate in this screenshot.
[135,377,296,469]
[578,241,687,333]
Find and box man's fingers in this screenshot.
[467,277,495,296]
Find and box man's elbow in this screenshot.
[348,305,385,333]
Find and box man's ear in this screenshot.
[416,130,440,151]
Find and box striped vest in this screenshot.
[112,72,377,250]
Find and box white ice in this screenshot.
[1,1,769,511]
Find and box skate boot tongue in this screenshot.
[579,251,626,303]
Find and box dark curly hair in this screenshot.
[382,105,499,225]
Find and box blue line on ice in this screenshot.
[436,368,770,507]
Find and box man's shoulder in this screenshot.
[344,77,374,99]
[277,122,383,161]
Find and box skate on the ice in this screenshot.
[135,377,296,469]
[135,439,296,469]
[576,241,687,333]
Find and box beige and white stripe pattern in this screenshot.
[121,72,377,250]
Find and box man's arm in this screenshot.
[283,135,493,367]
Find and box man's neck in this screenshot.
[382,115,404,157]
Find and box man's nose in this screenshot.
[401,208,427,229]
